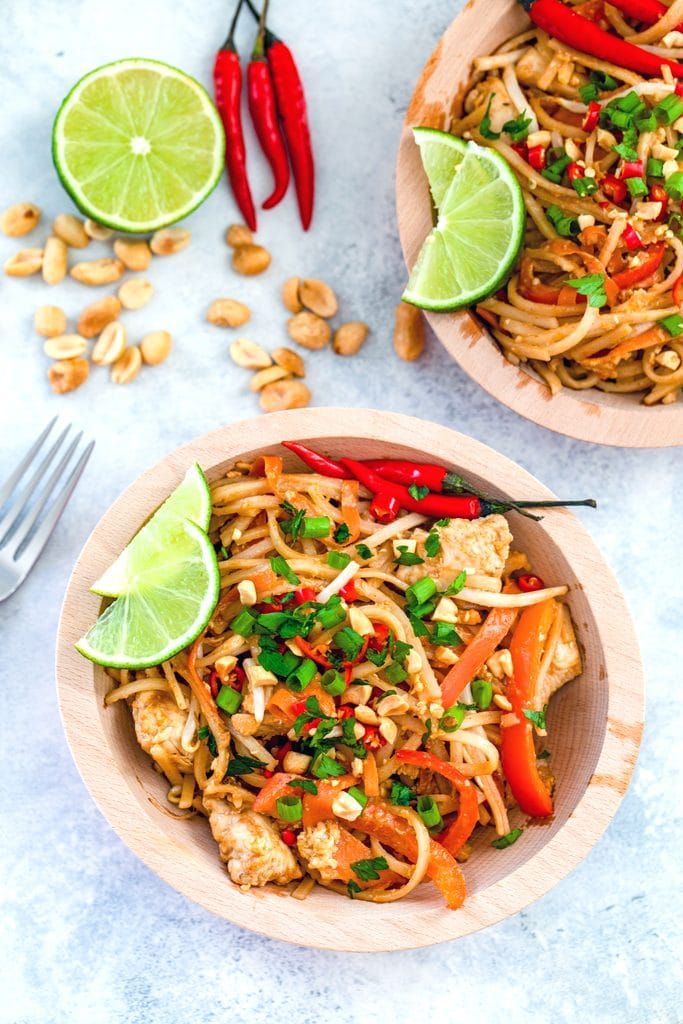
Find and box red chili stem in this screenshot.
[248,0,290,210]
[520,0,683,77]
[213,0,257,230]
[281,441,347,478]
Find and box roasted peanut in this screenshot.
[140,330,172,365]
[229,338,272,369]
[111,346,142,383]
[92,322,127,365]
[259,379,310,412]
[272,347,305,377]
[42,236,68,285]
[299,278,338,318]
[249,366,289,392]
[84,218,113,241]
[48,357,89,394]
[225,223,253,248]
[78,295,122,338]
[287,311,331,350]
[118,278,153,310]
[52,213,89,248]
[333,321,369,356]
[1,202,41,237]
[34,305,67,338]
[232,243,271,276]
[4,248,43,276]
[43,334,88,360]
[150,227,191,255]
[393,301,425,362]
[71,258,125,286]
[282,277,302,313]
[113,238,152,271]
[207,298,251,327]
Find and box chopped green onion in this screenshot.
[301,516,331,539]
[355,542,373,560]
[384,662,408,684]
[317,599,347,630]
[626,177,648,198]
[471,678,493,710]
[270,555,300,585]
[334,626,365,661]
[348,786,368,811]
[416,795,443,830]
[591,70,618,90]
[646,158,664,178]
[572,176,598,198]
[608,108,634,130]
[276,795,303,821]
[541,154,571,184]
[653,93,683,124]
[287,658,317,692]
[546,204,579,238]
[635,111,657,133]
[491,828,523,849]
[666,171,683,200]
[216,685,243,714]
[405,575,437,606]
[218,543,229,559]
[409,600,436,620]
[578,83,599,103]
[615,91,642,114]
[321,668,345,696]
[258,647,301,678]
[230,608,256,637]
[441,704,465,733]
[327,550,351,570]
[431,621,462,647]
[658,312,683,336]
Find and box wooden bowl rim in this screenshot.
[395,0,683,449]
[55,408,644,950]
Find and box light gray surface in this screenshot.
[1,2,681,1022]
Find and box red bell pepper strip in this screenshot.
[612,242,665,290]
[520,0,683,77]
[608,0,683,32]
[282,441,347,478]
[247,0,290,210]
[395,750,480,857]
[500,599,556,817]
[213,0,257,230]
[441,604,519,707]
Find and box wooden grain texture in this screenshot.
[395,0,683,449]
[55,409,644,951]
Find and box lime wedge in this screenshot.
[92,463,212,597]
[52,58,225,232]
[403,132,524,312]
[76,519,220,669]
[413,126,467,209]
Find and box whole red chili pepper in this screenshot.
[246,0,315,229]
[520,0,683,77]
[247,0,290,209]
[213,0,257,231]
[361,459,487,497]
[608,0,683,32]
[341,459,596,520]
[281,441,347,478]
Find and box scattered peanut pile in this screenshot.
[2,202,424,411]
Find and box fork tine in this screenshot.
[0,424,71,546]
[0,416,57,509]
[14,441,95,570]
[10,431,83,552]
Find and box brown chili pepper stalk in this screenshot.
[246,0,315,229]
[248,0,290,210]
[213,0,257,230]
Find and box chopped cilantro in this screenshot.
[394,544,425,566]
[565,273,607,309]
[408,484,430,501]
[287,778,318,795]
[355,542,373,560]
[424,529,440,558]
[491,828,523,849]
[523,705,548,729]
[333,522,350,544]
[351,856,389,881]
[280,501,306,542]
[270,555,300,585]
[197,725,217,757]
[226,755,267,776]
[390,782,415,806]
[480,95,501,139]
[347,879,361,898]
[537,749,551,760]
[502,109,532,142]
[421,718,432,744]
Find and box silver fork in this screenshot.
[0,418,94,602]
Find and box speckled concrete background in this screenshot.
[1,2,681,1022]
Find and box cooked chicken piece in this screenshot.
[130,690,193,783]
[297,820,341,881]
[515,46,551,87]
[204,795,301,887]
[397,514,512,590]
[535,605,582,710]
[464,78,517,131]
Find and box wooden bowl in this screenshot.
[56,409,643,950]
[396,0,683,448]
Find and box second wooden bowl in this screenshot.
[396,0,683,448]
[55,409,643,950]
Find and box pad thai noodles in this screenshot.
[453,0,683,404]
[105,453,582,909]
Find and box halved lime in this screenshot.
[76,519,220,669]
[403,132,525,311]
[52,58,225,232]
[92,463,212,597]
[413,126,467,209]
